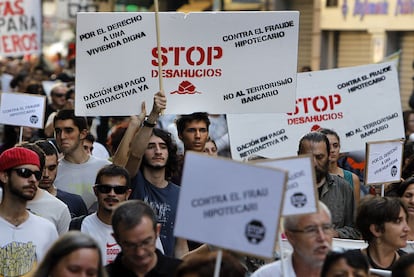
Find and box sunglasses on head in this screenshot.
[95,184,128,194]
[11,168,42,181]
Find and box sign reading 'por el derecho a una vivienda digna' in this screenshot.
[75,11,299,116]
[227,61,405,160]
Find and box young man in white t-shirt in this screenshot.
[0,147,58,276]
[71,164,163,265]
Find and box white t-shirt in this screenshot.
[55,155,111,209]
[27,189,71,235]
[251,253,296,277]
[0,213,58,276]
[81,213,165,265]
[81,213,121,265]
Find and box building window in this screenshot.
[326,0,338,7]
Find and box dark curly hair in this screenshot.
[141,128,179,180]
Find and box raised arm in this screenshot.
[124,91,166,178]
[111,103,146,167]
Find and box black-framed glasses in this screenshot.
[95,184,128,194]
[289,224,334,237]
[11,168,42,181]
[52,93,66,98]
[122,236,156,251]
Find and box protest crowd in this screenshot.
[1,22,414,277]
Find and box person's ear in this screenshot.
[125,188,132,199]
[93,185,98,197]
[80,129,88,140]
[369,224,382,238]
[0,171,8,184]
[156,223,161,237]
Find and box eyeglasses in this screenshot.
[52,93,66,98]
[95,184,128,194]
[122,237,156,251]
[11,168,42,181]
[289,224,334,237]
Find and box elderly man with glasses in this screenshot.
[106,200,182,277]
[252,201,333,277]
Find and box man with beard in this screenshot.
[121,91,188,258]
[70,164,164,265]
[252,201,333,277]
[0,147,58,276]
[297,132,359,239]
[70,164,131,265]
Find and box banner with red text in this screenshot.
[75,11,299,116]
[227,61,404,160]
[0,0,42,57]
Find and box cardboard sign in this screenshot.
[0,92,46,128]
[227,61,404,160]
[0,0,42,57]
[174,152,287,258]
[365,139,404,185]
[252,155,317,216]
[75,11,299,116]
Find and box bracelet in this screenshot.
[143,120,156,127]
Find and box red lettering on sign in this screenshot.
[287,94,341,115]
[1,33,38,54]
[151,46,223,66]
[0,0,24,16]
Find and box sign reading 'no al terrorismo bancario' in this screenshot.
[75,11,299,116]
[227,61,404,160]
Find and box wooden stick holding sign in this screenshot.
[153,0,164,93]
[213,249,223,277]
[364,139,404,195]
[174,152,287,259]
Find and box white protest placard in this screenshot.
[0,92,46,129]
[75,11,299,116]
[174,151,287,258]
[365,139,404,185]
[0,0,42,57]
[252,155,317,216]
[227,61,404,160]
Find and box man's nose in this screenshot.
[195,130,201,138]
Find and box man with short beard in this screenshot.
[0,147,58,276]
[70,164,164,265]
[121,91,188,258]
[297,132,359,239]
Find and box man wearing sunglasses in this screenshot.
[70,164,163,265]
[0,147,58,276]
[42,83,68,138]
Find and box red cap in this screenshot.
[0,147,40,171]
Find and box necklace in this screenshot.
[366,247,397,270]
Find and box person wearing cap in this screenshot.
[0,147,58,276]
